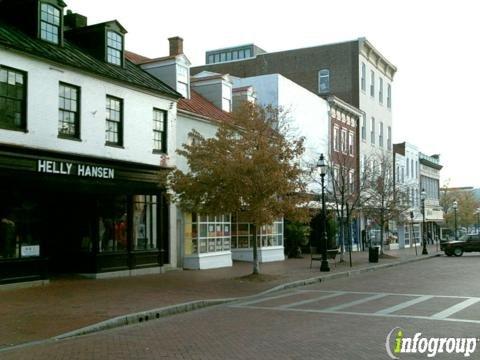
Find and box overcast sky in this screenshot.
[66,0,479,188]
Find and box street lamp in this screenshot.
[421,189,428,255]
[317,154,330,272]
[453,200,458,240]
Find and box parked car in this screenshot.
[441,234,480,256]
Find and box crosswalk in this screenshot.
[230,289,480,324]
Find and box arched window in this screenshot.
[318,69,330,93]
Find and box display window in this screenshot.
[184,213,231,255]
[231,216,284,249]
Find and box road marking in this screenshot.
[298,289,476,300]
[376,295,434,315]
[278,292,345,309]
[431,298,480,319]
[234,305,480,325]
[232,290,302,307]
[322,293,387,312]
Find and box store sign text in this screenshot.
[37,160,115,179]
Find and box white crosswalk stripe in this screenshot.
[230,290,480,324]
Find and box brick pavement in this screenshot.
[2,255,478,360]
[0,245,439,348]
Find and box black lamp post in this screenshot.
[317,154,330,272]
[453,200,458,240]
[475,208,480,235]
[421,189,428,255]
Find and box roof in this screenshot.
[0,21,181,99]
[125,50,151,64]
[178,90,231,124]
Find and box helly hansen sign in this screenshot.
[37,160,115,179]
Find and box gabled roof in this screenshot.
[178,90,231,124]
[0,21,181,99]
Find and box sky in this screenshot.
[66,0,480,188]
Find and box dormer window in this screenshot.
[107,31,123,66]
[40,3,61,44]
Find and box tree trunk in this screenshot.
[380,214,385,255]
[347,208,352,267]
[252,224,260,274]
[340,208,345,262]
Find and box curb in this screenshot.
[54,253,441,340]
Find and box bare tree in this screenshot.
[319,151,373,265]
[363,152,409,254]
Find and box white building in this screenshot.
[0,2,181,285]
[393,142,422,248]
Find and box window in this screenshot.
[361,62,366,91]
[387,126,392,150]
[370,70,375,97]
[0,66,26,131]
[40,3,60,44]
[185,214,231,254]
[387,83,392,108]
[379,77,384,104]
[214,54,220,63]
[107,31,123,66]
[406,157,410,177]
[232,51,238,60]
[222,83,231,112]
[348,131,354,156]
[349,170,355,193]
[333,126,340,152]
[58,83,80,138]
[105,96,123,145]
[231,215,283,249]
[371,117,375,144]
[318,69,330,93]
[220,53,226,62]
[132,195,158,251]
[341,128,347,153]
[245,48,252,58]
[226,52,231,61]
[361,116,366,141]
[153,108,167,152]
[98,195,127,252]
[379,121,384,148]
[207,54,214,64]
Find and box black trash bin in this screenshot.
[369,246,379,263]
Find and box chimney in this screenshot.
[64,10,88,31]
[169,36,183,56]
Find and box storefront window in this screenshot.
[0,200,41,259]
[231,216,284,249]
[98,196,127,252]
[184,213,231,255]
[132,195,157,251]
[404,224,421,246]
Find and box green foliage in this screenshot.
[284,221,310,257]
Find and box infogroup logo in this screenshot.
[385,327,478,358]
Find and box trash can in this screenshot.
[369,246,379,263]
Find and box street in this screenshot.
[2,255,480,360]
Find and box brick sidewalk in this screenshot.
[0,245,439,348]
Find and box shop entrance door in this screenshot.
[46,195,95,273]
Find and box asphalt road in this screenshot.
[2,254,480,360]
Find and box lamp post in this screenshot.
[317,154,330,272]
[475,208,480,235]
[421,189,428,255]
[453,200,458,240]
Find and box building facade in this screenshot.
[419,153,444,242]
[393,142,422,248]
[192,38,396,247]
[0,1,181,285]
